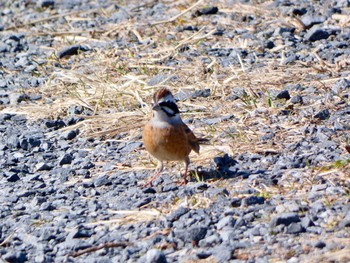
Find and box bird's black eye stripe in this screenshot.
[159,101,180,116]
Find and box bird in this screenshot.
[142,88,208,186]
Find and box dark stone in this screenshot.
[63,130,77,140]
[231,198,241,207]
[241,196,265,206]
[19,138,29,150]
[167,207,189,222]
[270,213,300,227]
[197,250,212,259]
[59,153,73,165]
[305,27,329,42]
[57,45,90,59]
[178,45,190,52]
[276,90,291,100]
[71,228,93,238]
[45,120,65,129]
[189,226,207,243]
[7,173,20,182]
[314,109,330,120]
[292,8,307,16]
[182,25,199,31]
[143,187,156,194]
[3,251,27,263]
[213,29,224,36]
[36,0,55,8]
[265,40,275,49]
[214,154,238,169]
[135,197,152,208]
[193,7,219,17]
[314,240,326,249]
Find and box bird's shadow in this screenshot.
[190,153,253,183]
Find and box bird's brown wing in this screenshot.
[182,123,204,154]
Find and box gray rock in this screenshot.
[135,197,152,208]
[139,249,167,263]
[177,226,207,244]
[301,16,325,28]
[212,244,234,263]
[301,216,315,228]
[286,222,305,234]
[94,175,111,187]
[147,74,173,86]
[217,216,235,230]
[241,196,265,206]
[270,213,300,228]
[291,95,303,104]
[331,78,350,93]
[167,207,189,222]
[338,212,350,228]
[35,162,52,171]
[305,27,329,42]
[198,234,221,247]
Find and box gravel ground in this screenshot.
[1,0,350,262]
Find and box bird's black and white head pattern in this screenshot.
[157,100,180,117]
[151,88,182,124]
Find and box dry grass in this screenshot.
[2,1,349,180]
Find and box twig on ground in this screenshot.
[68,242,130,258]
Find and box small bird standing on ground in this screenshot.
[142,88,207,186]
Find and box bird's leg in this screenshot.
[144,160,163,187]
[180,157,191,185]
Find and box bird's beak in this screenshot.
[152,104,161,111]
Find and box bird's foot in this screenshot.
[143,171,161,188]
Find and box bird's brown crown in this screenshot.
[153,88,174,104]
